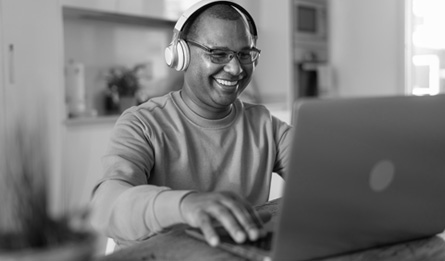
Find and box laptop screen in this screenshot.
[273,94,445,261]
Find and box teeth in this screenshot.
[216,79,238,86]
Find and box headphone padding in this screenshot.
[165,43,175,68]
[176,39,190,71]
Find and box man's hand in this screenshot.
[180,191,263,247]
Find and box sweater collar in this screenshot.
[171,91,240,129]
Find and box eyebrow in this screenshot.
[188,39,254,52]
[207,44,255,51]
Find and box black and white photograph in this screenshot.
[1,0,444,260]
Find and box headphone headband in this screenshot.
[173,0,257,40]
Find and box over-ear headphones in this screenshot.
[164,0,258,71]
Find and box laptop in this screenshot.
[187,94,445,261]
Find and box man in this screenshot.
[90,1,292,249]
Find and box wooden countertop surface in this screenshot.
[96,199,445,261]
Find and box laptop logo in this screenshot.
[369,160,395,192]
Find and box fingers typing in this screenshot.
[180,191,264,246]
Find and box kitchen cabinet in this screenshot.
[0,0,64,214]
[0,12,4,153]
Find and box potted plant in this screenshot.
[105,65,141,113]
[0,121,96,260]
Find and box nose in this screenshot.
[223,55,244,75]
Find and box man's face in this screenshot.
[182,16,255,116]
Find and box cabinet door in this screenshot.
[1,0,60,127]
[0,0,64,214]
[0,2,5,159]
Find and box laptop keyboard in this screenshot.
[249,231,274,251]
[218,229,274,251]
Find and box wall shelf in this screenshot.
[63,6,176,28]
[64,115,119,126]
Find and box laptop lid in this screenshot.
[272,94,445,261]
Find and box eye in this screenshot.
[210,50,229,59]
[238,51,252,61]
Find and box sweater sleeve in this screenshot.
[89,110,194,244]
[272,116,293,178]
[90,179,193,243]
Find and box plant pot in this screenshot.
[0,232,96,261]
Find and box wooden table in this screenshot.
[96,199,445,261]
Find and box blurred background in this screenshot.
[1,0,444,254]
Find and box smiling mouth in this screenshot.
[215,79,239,88]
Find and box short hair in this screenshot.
[182,4,246,41]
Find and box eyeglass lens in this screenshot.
[210,49,259,64]
[187,39,260,64]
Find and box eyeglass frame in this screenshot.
[185,39,261,65]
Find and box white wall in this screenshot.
[238,0,294,108]
[329,0,407,97]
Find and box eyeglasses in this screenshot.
[186,39,261,64]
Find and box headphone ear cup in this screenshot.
[176,39,190,71]
[165,43,176,68]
